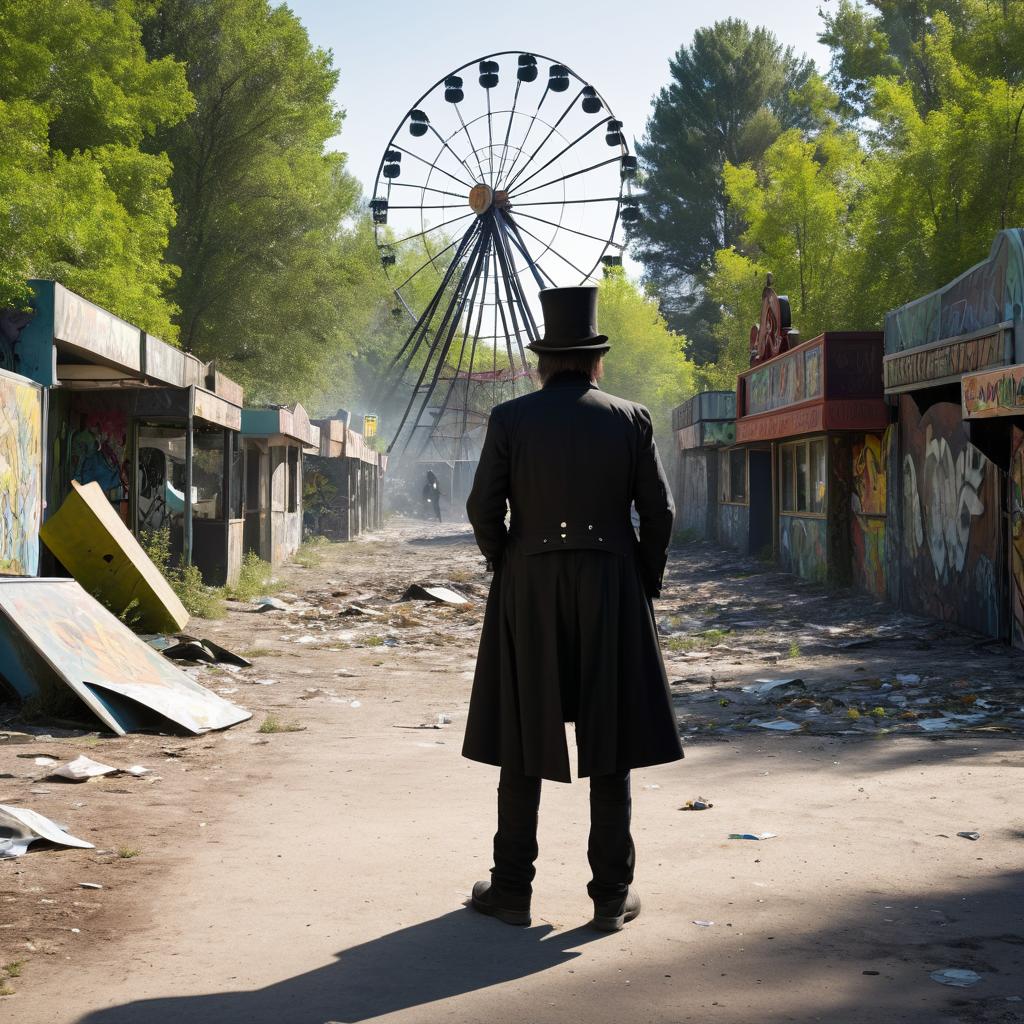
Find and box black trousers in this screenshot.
[490,765,635,907]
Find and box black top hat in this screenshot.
[529,286,610,353]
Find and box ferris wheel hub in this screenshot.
[468,183,493,215]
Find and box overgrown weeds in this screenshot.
[140,527,226,619]
[226,552,276,601]
[258,714,305,734]
[293,537,328,568]
[666,628,732,653]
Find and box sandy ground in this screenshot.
[2,518,1023,1024]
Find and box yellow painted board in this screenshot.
[39,480,189,633]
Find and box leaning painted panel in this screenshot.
[39,480,189,633]
[0,578,249,735]
[779,515,827,583]
[899,397,1004,638]
[0,370,42,576]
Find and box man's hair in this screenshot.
[536,351,605,385]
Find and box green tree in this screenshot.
[631,19,828,363]
[0,0,191,336]
[597,269,695,442]
[140,0,362,396]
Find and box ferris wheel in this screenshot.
[371,51,637,453]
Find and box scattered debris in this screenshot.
[692,920,715,927]
[930,968,982,987]
[750,719,802,732]
[742,678,805,697]
[957,831,981,841]
[0,804,95,858]
[78,882,103,890]
[255,596,289,611]
[728,832,778,841]
[400,584,469,605]
[50,756,118,782]
[681,797,713,810]
[161,636,252,667]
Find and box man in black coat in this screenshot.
[463,285,683,932]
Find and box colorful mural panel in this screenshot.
[0,372,42,576]
[899,398,1004,638]
[744,340,824,416]
[962,362,1024,418]
[885,228,1024,353]
[850,431,889,598]
[779,514,827,583]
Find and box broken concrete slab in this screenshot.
[39,480,188,633]
[0,578,250,736]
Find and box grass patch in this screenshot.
[117,847,141,859]
[0,981,14,997]
[666,628,732,653]
[363,635,385,647]
[785,640,801,659]
[236,647,274,659]
[3,961,24,979]
[293,537,328,569]
[141,528,226,619]
[258,714,306,734]
[226,552,277,602]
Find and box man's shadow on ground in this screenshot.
[78,907,611,1024]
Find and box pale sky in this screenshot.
[287,0,835,200]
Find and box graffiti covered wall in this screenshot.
[0,371,42,576]
[1011,427,1024,649]
[899,397,1004,637]
[851,431,888,598]
[779,514,827,583]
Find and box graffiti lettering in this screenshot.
[883,331,1005,390]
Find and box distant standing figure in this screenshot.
[423,470,442,522]
[464,285,682,933]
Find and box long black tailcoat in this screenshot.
[462,372,684,783]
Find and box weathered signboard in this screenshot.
[676,420,736,451]
[962,362,1024,419]
[883,329,1009,393]
[0,369,42,577]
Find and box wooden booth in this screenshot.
[672,391,735,541]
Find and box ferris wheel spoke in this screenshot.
[485,88,495,186]
[459,244,492,440]
[492,221,537,359]
[451,103,489,183]
[391,210,476,248]
[392,144,475,191]
[509,156,624,200]
[387,181,467,200]
[506,116,612,196]
[503,86,585,192]
[393,233,462,291]
[425,124,480,186]
[513,220,590,279]
[510,195,624,207]
[499,84,551,190]
[510,209,626,248]
[495,78,523,187]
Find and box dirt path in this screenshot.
[3,520,1024,1024]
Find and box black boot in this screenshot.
[470,880,531,926]
[591,885,641,932]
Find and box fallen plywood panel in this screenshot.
[39,480,189,633]
[400,584,469,605]
[0,578,250,736]
[0,804,95,858]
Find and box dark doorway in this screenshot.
[748,448,772,556]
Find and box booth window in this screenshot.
[720,449,748,504]
[287,447,299,513]
[780,438,827,514]
[228,433,243,520]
